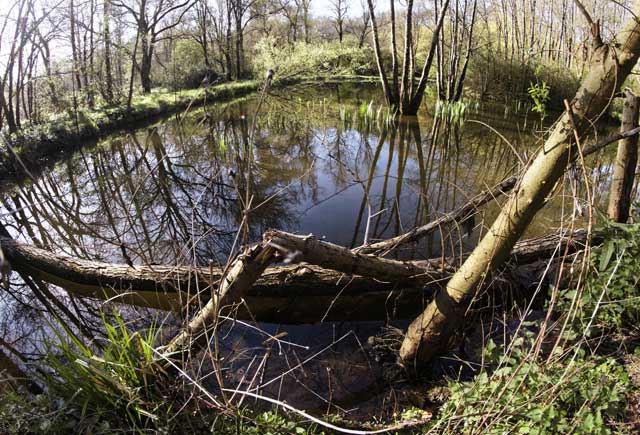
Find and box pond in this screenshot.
[0,82,619,416]
[0,83,604,265]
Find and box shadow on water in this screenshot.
[0,83,617,416]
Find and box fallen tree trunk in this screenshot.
[162,243,275,360]
[264,229,449,284]
[0,229,594,323]
[357,176,518,255]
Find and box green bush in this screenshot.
[161,39,217,90]
[558,222,640,334]
[434,337,630,435]
[251,36,376,79]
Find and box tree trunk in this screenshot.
[69,0,83,93]
[608,90,640,223]
[127,30,140,108]
[162,243,275,361]
[103,0,114,103]
[140,43,153,94]
[366,0,394,107]
[404,0,450,114]
[399,5,640,368]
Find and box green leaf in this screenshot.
[599,240,615,271]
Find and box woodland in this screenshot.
[1,0,640,434]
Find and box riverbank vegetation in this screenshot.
[2,0,640,434]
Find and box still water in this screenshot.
[0,83,618,415]
[0,83,607,266]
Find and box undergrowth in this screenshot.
[427,221,640,434]
[4,225,640,434]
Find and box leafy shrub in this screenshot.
[558,222,640,334]
[434,337,630,435]
[528,80,551,124]
[251,36,376,79]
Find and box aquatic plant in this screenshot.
[528,80,551,126]
[434,99,469,126]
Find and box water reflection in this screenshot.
[0,83,620,414]
[1,85,600,268]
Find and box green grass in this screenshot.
[0,75,384,183]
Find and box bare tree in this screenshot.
[330,0,348,42]
[366,0,451,114]
[347,0,370,48]
[435,0,478,101]
[110,0,197,93]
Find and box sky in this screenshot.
[0,0,366,20]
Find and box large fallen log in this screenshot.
[0,229,594,323]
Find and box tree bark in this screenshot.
[162,243,275,360]
[399,4,640,368]
[265,229,443,286]
[0,229,595,322]
[140,32,153,94]
[608,90,640,223]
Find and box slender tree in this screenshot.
[330,0,347,42]
[366,0,451,114]
[399,1,640,367]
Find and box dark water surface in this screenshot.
[1,83,606,265]
[0,83,619,416]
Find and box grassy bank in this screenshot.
[0,80,261,181]
[0,75,382,185]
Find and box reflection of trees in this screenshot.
[341,116,529,259]
[0,84,622,402]
[1,105,321,268]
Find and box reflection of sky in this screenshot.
[0,84,608,267]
